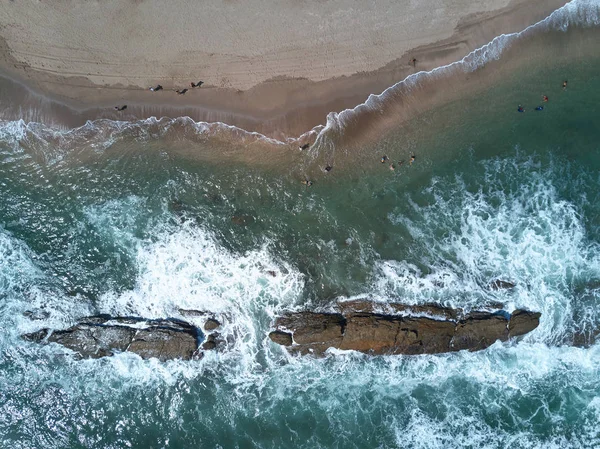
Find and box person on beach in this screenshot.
[517,105,525,112]
[411,58,417,67]
[542,95,549,102]
[114,105,127,111]
[176,88,188,95]
[191,81,204,88]
[149,85,163,92]
[381,155,388,163]
[563,80,568,90]
[299,143,310,150]
[410,154,415,165]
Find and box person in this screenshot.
[381,155,388,163]
[563,80,568,90]
[176,88,188,95]
[302,179,313,186]
[535,106,544,111]
[517,105,525,112]
[411,58,417,67]
[299,143,310,150]
[389,163,395,171]
[410,154,415,165]
[114,105,127,111]
[542,95,549,102]
[149,84,163,92]
[398,160,405,167]
[191,81,204,88]
[325,165,332,172]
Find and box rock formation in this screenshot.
[269,301,541,356]
[23,315,206,361]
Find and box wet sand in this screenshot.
[0,0,567,139]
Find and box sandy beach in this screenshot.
[0,0,567,138]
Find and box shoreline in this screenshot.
[0,0,567,139]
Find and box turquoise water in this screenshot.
[2,4,600,448]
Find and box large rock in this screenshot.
[23,316,203,361]
[450,312,508,351]
[270,312,345,354]
[339,313,456,355]
[269,303,541,356]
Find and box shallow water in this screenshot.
[2,2,600,448]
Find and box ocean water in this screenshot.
[2,2,600,448]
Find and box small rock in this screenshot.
[490,280,516,290]
[204,318,221,331]
[231,215,254,226]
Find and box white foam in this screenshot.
[374,155,600,345]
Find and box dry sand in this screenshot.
[0,0,567,138]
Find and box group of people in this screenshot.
[517,80,567,113]
[114,80,205,111]
[380,154,415,171]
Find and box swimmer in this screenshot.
[381,155,388,163]
[542,95,549,102]
[389,163,395,171]
[410,154,415,165]
[398,160,404,167]
[563,80,568,90]
[302,180,313,186]
[535,106,544,111]
[517,105,525,113]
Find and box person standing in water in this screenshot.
[543,95,549,102]
[563,80,568,90]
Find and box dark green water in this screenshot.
[2,6,600,448]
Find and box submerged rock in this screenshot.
[269,303,541,356]
[23,316,204,361]
[490,280,516,290]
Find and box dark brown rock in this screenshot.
[338,314,399,353]
[393,317,456,355]
[337,300,459,321]
[508,309,541,338]
[274,312,345,346]
[204,318,221,331]
[127,327,198,362]
[269,303,540,356]
[23,316,201,361]
[268,330,293,346]
[339,314,455,355]
[451,312,508,351]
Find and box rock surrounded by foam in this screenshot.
[23,316,205,361]
[269,303,541,356]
